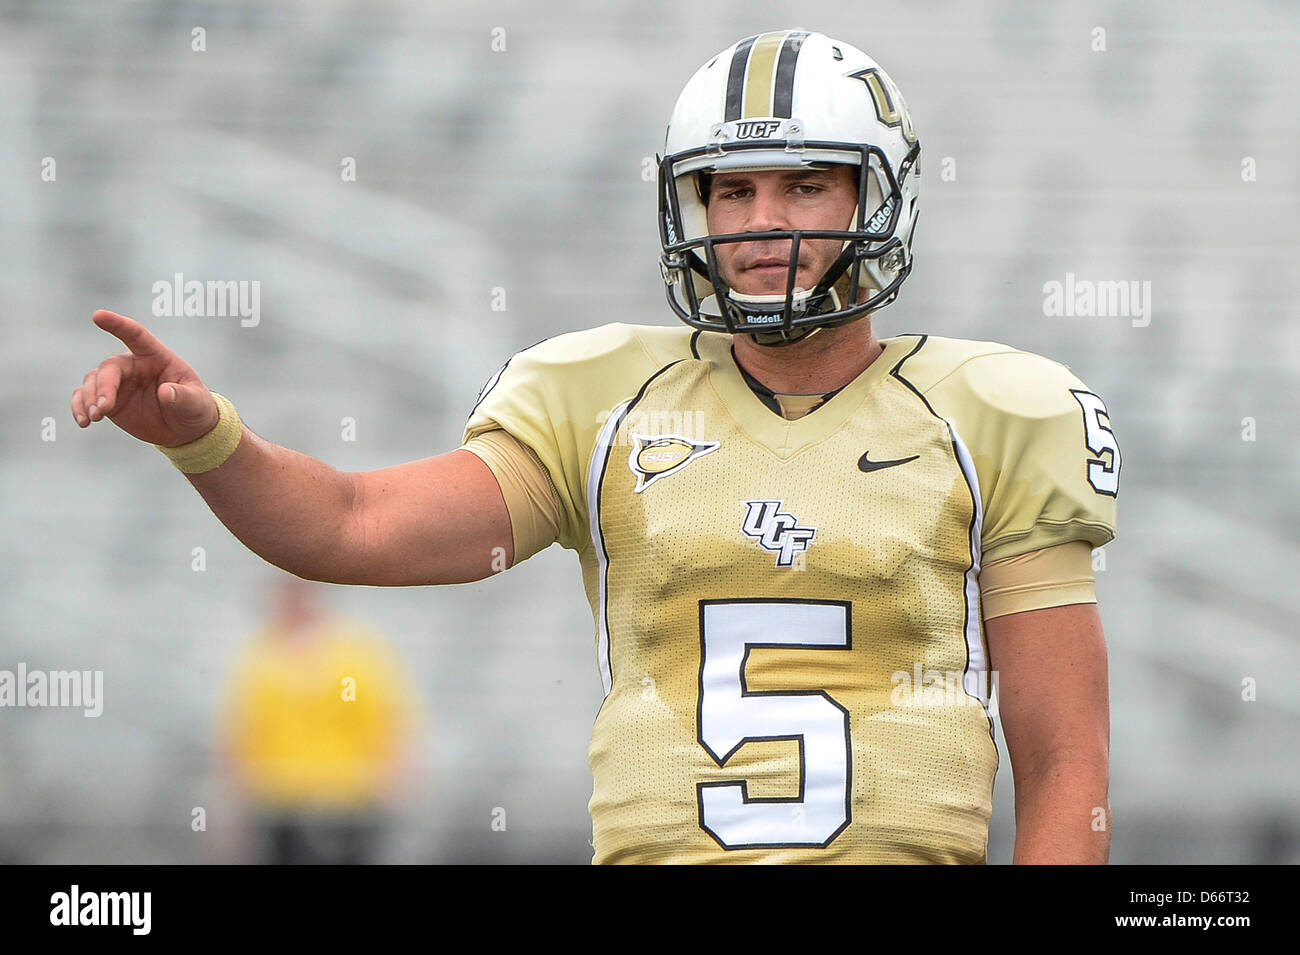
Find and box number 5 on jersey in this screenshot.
[697,599,852,849]
[1071,389,1120,497]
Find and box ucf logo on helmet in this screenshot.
[734,120,781,139]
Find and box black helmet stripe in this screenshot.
[772,30,809,118]
[723,34,757,122]
[724,31,810,122]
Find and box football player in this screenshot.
[72,30,1118,864]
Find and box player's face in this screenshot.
[704,166,858,297]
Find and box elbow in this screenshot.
[1013,742,1109,793]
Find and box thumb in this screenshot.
[157,381,218,438]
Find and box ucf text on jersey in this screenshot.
[462,322,1118,864]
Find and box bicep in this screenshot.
[985,602,1110,783]
[345,448,514,586]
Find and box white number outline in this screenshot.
[1071,389,1120,497]
[696,598,853,850]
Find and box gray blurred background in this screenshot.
[2,0,1297,863]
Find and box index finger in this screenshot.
[92,310,165,358]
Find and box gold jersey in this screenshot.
[463,323,1119,863]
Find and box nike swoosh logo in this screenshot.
[858,451,920,473]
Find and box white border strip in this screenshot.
[947,421,990,715]
[587,400,631,698]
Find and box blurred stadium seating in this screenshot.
[1,0,1297,862]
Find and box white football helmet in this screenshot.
[658,30,921,344]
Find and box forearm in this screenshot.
[182,423,359,582]
[1011,756,1111,864]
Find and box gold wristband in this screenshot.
[155,391,243,474]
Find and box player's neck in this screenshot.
[730,318,883,395]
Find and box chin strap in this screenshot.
[725,286,825,317]
[739,286,844,346]
[725,237,873,344]
[748,325,823,347]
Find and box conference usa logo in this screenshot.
[628,434,720,492]
[741,500,816,567]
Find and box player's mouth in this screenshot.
[742,257,806,275]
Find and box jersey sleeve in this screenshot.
[927,349,1120,565]
[460,428,564,565]
[460,323,669,552]
[978,539,1096,619]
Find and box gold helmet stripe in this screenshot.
[725,30,809,121]
[742,31,789,119]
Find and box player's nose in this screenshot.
[744,183,793,233]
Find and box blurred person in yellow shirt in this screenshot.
[220,575,416,864]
